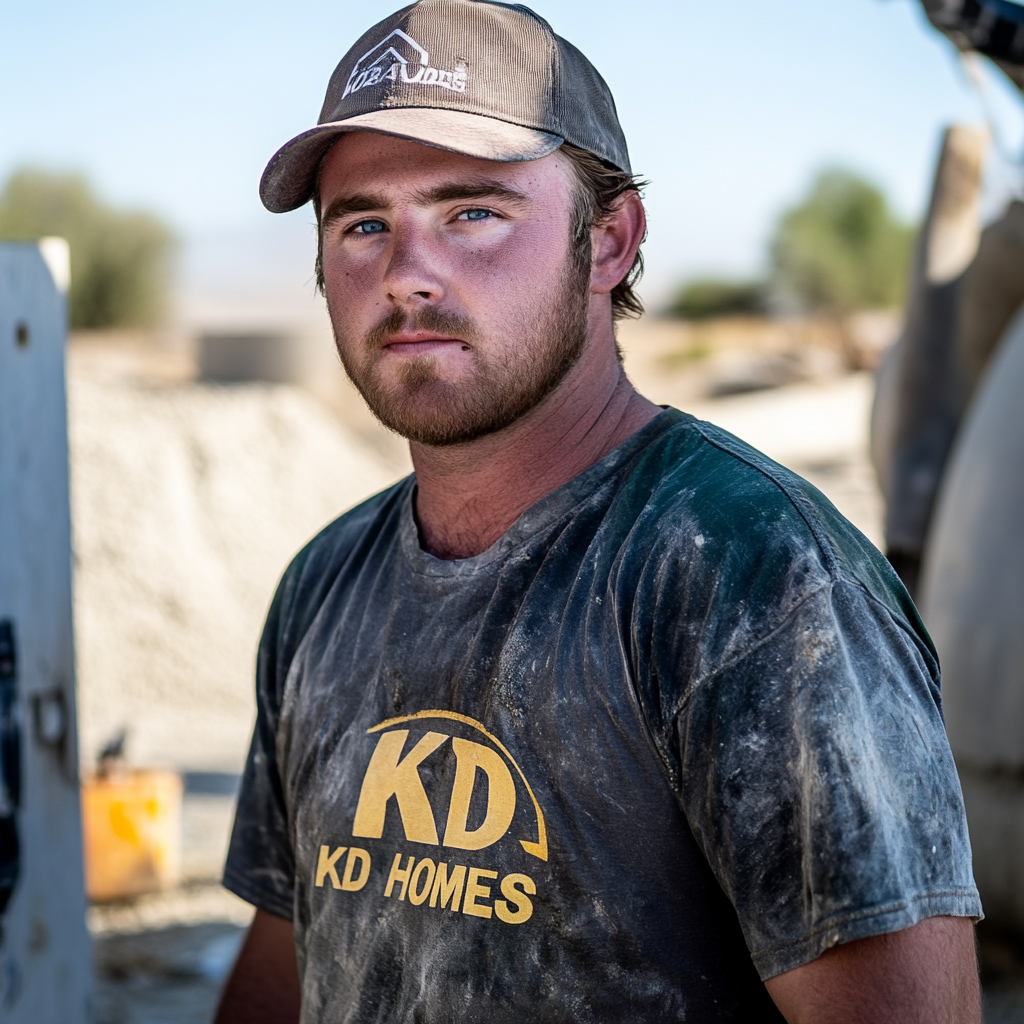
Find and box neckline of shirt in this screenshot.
[399,407,684,577]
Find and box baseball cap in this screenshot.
[260,0,631,213]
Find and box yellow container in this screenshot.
[82,770,183,901]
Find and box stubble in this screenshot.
[328,252,591,447]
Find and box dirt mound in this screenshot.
[69,371,406,771]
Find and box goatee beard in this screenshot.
[329,257,591,447]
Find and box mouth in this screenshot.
[381,331,469,356]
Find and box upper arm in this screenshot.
[215,909,300,1024]
[222,574,299,917]
[764,916,980,1024]
[671,580,981,977]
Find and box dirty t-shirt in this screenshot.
[224,408,980,1023]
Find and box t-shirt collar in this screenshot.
[400,408,682,577]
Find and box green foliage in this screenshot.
[769,168,914,313]
[670,278,765,320]
[0,167,175,329]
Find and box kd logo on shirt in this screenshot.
[352,711,547,861]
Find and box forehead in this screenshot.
[317,131,574,206]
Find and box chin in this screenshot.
[367,388,513,447]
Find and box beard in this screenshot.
[327,252,591,447]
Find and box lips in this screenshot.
[382,332,467,355]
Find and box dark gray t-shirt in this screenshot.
[225,408,980,1023]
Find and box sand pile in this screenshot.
[68,369,407,772]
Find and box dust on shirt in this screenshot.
[225,408,980,1023]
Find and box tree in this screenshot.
[670,278,765,320]
[0,167,175,330]
[770,168,914,315]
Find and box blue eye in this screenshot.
[352,219,387,234]
[461,209,492,221]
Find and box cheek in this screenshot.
[322,243,376,294]
[323,271,375,350]
[322,248,387,332]
[454,223,572,299]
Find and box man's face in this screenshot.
[317,132,591,446]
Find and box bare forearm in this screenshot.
[215,909,301,1024]
[764,916,980,1024]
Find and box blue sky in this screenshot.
[2,0,1022,304]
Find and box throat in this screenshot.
[415,512,506,561]
[410,375,661,560]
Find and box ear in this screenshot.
[590,191,646,296]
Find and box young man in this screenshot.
[217,2,982,1021]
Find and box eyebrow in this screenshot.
[320,178,531,227]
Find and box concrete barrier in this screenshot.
[872,124,988,594]
[922,308,1024,931]
[199,330,304,384]
[0,241,91,1019]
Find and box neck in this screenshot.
[409,330,661,560]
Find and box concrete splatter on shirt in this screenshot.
[225,408,980,1023]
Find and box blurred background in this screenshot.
[4,0,1024,1020]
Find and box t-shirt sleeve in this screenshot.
[222,567,301,921]
[673,577,981,980]
[221,485,408,921]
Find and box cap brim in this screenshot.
[260,108,564,214]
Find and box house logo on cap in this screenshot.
[342,28,468,97]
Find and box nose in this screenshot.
[382,223,446,310]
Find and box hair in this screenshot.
[312,141,647,321]
[559,143,647,321]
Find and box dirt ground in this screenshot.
[89,778,248,1024]
[80,316,1022,1022]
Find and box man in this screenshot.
[217,2,982,1021]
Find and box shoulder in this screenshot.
[618,411,934,693]
[641,411,918,613]
[259,476,413,692]
[284,475,411,591]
